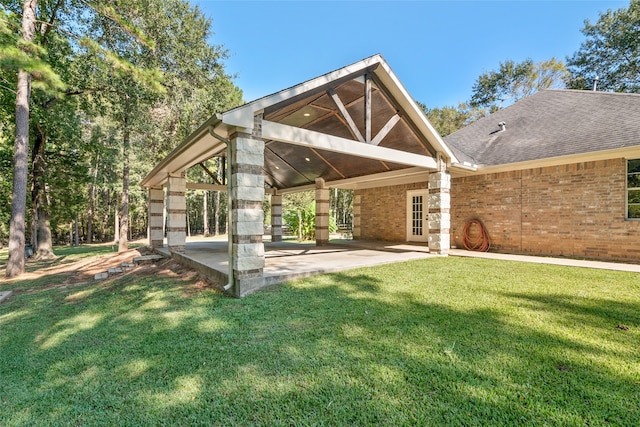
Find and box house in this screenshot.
[141,55,640,296]
[357,89,640,261]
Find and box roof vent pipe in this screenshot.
[593,75,599,91]
[498,121,506,132]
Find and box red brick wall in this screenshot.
[357,182,427,241]
[451,158,640,262]
[357,159,640,262]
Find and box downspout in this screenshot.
[208,126,234,292]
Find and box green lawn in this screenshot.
[0,250,638,426]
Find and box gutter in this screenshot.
[207,125,234,293]
[140,116,222,188]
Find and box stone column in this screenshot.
[428,171,451,255]
[166,173,186,253]
[228,128,265,297]
[352,193,361,239]
[315,178,329,246]
[148,187,165,248]
[271,193,283,242]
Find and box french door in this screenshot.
[406,190,428,242]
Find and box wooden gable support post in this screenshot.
[365,73,372,143]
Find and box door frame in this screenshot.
[406,189,429,242]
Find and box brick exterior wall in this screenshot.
[357,182,427,241]
[357,158,640,262]
[451,158,640,262]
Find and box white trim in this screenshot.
[277,167,430,194]
[185,183,227,191]
[221,55,385,129]
[626,158,640,220]
[462,146,640,176]
[374,58,459,164]
[262,120,438,169]
[406,189,429,242]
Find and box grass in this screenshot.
[0,249,639,426]
[0,242,144,274]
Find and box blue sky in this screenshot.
[195,1,627,109]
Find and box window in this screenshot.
[627,159,640,219]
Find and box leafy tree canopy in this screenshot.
[566,0,640,92]
[418,102,484,137]
[469,57,568,111]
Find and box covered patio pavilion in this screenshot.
[141,55,472,297]
[155,237,435,289]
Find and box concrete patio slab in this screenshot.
[155,238,436,288]
[154,236,640,295]
[449,249,640,273]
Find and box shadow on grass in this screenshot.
[0,259,638,426]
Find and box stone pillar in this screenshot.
[315,178,330,246]
[352,193,361,239]
[428,171,451,255]
[271,193,283,242]
[228,128,265,297]
[148,187,165,248]
[166,173,187,253]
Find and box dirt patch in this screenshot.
[1,245,225,295]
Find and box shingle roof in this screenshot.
[444,89,640,167]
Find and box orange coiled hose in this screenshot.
[462,219,491,252]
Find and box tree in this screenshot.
[470,58,568,111]
[1,1,241,261]
[418,102,484,137]
[6,1,43,276]
[2,1,153,272]
[566,0,640,92]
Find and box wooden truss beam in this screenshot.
[198,162,221,185]
[371,113,401,146]
[327,88,365,143]
[261,120,438,170]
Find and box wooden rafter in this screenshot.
[198,162,221,185]
[262,120,438,170]
[327,88,365,143]
[310,148,347,179]
[365,73,372,143]
[371,114,401,146]
[265,145,315,184]
[373,75,434,157]
[262,167,287,189]
[303,110,336,129]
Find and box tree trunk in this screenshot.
[74,214,79,246]
[31,125,55,260]
[87,154,99,243]
[118,111,130,252]
[6,0,37,278]
[114,205,119,243]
